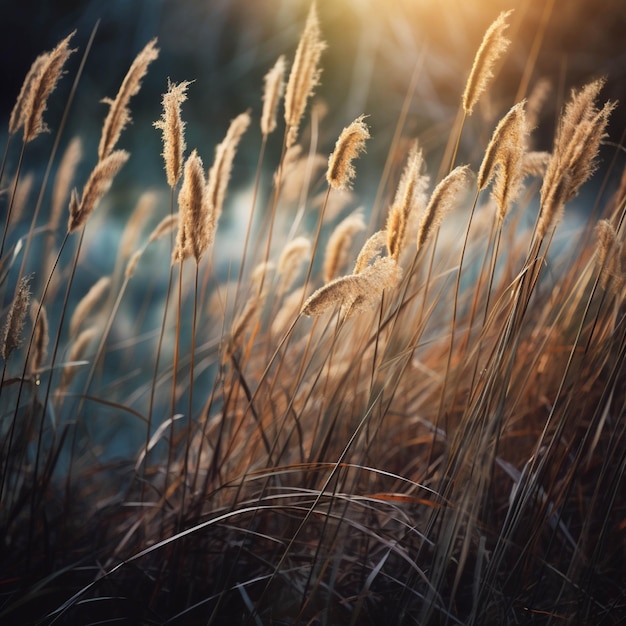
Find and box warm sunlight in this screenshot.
[1,0,624,623]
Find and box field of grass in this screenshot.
[1,2,625,624]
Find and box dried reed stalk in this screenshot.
[29,300,48,374]
[154,79,191,188]
[538,80,615,239]
[261,55,286,136]
[1,276,31,361]
[284,3,327,147]
[477,101,527,221]
[386,142,428,259]
[326,115,370,190]
[98,38,159,162]
[10,31,75,142]
[206,112,251,244]
[324,212,366,282]
[462,11,512,115]
[277,236,311,294]
[68,150,129,233]
[69,276,111,338]
[417,165,471,252]
[174,150,209,263]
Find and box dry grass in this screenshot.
[0,4,625,625]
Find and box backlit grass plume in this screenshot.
[153,79,191,189]
[538,79,615,239]
[98,38,159,161]
[0,5,624,626]
[284,3,327,148]
[9,31,76,142]
[462,10,513,115]
[326,114,370,190]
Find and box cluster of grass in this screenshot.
[1,4,625,624]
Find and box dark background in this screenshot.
[2,0,625,163]
[1,0,625,236]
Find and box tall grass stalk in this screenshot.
[1,5,624,625]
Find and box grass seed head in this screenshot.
[462,10,512,115]
[326,115,370,190]
[284,3,327,148]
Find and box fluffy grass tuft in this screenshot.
[0,5,624,626]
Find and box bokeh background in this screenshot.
[1,0,625,458]
[2,0,625,187]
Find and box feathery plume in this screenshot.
[206,112,251,244]
[462,11,512,115]
[261,55,286,136]
[386,142,429,259]
[154,79,191,188]
[277,236,311,294]
[2,276,31,361]
[353,230,387,275]
[69,276,111,338]
[9,55,48,136]
[344,256,402,318]
[68,150,129,233]
[326,115,370,190]
[174,150,209,263]
[29,300,48,374]
[301,273,363,317]
[99,38,159,161]
[417,165,471,252]
[477,101,528,221]
[12,32,76,142]
[302,256,401,318]
[284,3,327,147]
[538,80,615,239]
[324,212,366,282]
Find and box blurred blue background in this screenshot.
[1,0,625,460]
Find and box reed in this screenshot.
[0,4,624,625]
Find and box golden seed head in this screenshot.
[261,55,286,136]
[284,3,327,148]
[326,115,370,191]
[462,10,512,116]
[154,79,191,188]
